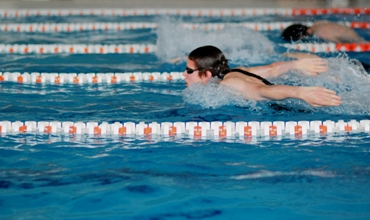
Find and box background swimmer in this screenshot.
[282,21,367,43]
[184,45,342,107]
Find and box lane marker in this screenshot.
[0,120,368,141]
[0,44,156,54]
[280,42,370,53]
[0,42,369,54]
[0,71,184,84]
[0,8,369,18]
[1,21,369,33]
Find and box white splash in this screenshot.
[182,78,256,109]
[155,16,276,64]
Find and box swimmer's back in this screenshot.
[223,68,274,86]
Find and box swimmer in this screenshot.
[282,21,367,43]
[184,45,342,107]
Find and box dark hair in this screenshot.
[282,24,309,41]
[188,45,230,79]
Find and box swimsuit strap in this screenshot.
[231,68,274,86]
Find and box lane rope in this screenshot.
[182,21,370,31]
[0,22,158,32]
[1,21,369,33]
[0,44,156,54]
[0,8,369,18]
[280,42,370,53]
[0,42,369,54]
[0,120,369,140]
[0,71,184,84]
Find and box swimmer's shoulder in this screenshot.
[221,70,266,87]
[311,20,333,30]
[222,67,249,80]
[220,76,254,93]
[226,66,250,74]
[313,20,331,25]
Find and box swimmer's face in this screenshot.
[183,59,208,86]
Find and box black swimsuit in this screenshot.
[225,68,274,86]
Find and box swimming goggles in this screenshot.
[185,67,201,74]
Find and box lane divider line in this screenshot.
[1,21,369,33]
[0,44,156,54]
[0,120,369,140]
[182,21,370,31]
[0,8,369,18]
[0,71,184,84]
[0,42,369,54]
[280,42,370,53]
[0,22,158,32]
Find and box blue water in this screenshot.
[1,10,370,219]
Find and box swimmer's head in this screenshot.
[282,24,309,41]
[188,45,230,79]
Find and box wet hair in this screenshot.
[282,24,309,41]
[188,45,230,79]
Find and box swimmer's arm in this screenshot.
[255,84,342,107]
[243,62,297,78]
[221,79,341,107]
[244,57,328,78]
[283,52,321,60]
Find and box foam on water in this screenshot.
[182,77,256,109]
[155,17,276,64]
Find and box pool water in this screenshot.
[1,9,370,219]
